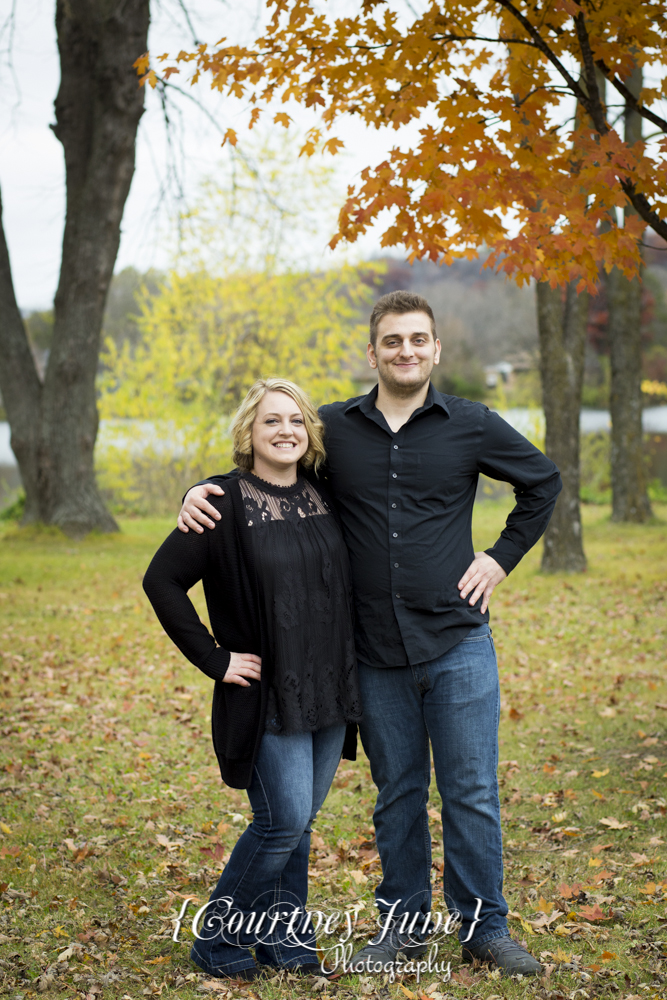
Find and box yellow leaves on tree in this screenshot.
[96,266,378,512]
[141,0,667,287]
[642,379,667,398]
[176,130,348,278]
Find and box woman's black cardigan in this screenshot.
[143,472,357,789]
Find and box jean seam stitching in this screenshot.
[197,764,270,964]
[422,726,431,906]
[221,765,271,901]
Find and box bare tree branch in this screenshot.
[493,0,593,112]
[573,12,608,134]
[620,180,667,243]
[175,0,201,45]
[596,60,667,136]
[0,0,22,112]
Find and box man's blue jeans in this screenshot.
[358,624,509,947]
[191,724,345,976]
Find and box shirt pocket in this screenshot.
[411,453,475,503]
[401,451,454,502]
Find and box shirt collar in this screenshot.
[345,382,450,420]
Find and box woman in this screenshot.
[143,378,362,981]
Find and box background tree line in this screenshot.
[6,244,664,519]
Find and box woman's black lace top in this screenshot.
[239,472,361,735]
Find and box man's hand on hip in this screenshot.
[458,553,507,614]
[177,484,224,534]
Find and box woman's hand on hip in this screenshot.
[224,653,262,686]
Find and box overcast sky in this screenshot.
[0,0,414,311]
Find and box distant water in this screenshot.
[1,407,667,466]
[0,422,14,466]
[496,406,667,438]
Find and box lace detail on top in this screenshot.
[239,474,330,525]
[238,472,362,736]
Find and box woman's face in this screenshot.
[251,391,309,473]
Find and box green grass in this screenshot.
[0,503,666,1000]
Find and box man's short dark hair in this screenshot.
[369,290,436,349]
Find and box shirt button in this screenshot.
[395,593,401,599]
[391,503,397,509]
[394,562,399,568]
[393,444,398,450]
[392,473,397,479]
[392,532,398,538]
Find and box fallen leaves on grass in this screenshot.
[599,816,630,829]
[578,904,608,921]
[199,841,225,862]
[450,968,482,985]
[529,908,563,930]
[2,506,667,998]
[155,834,184,852]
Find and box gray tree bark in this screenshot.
[537,281,588,573]
[607,60,652,523]
[0,0,149,536]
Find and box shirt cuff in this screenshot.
[200,645,231,682]
[484,539,525,576]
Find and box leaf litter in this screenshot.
[0,505,666,999]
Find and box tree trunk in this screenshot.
[0,194,44,524]
[607,267,652,522]
[537,281,588,573]
[607,60,652,523]
[0,0,149,536]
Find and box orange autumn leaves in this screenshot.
[516,871,666,940]
[137,0,667,287]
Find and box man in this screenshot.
[177,291,561,976]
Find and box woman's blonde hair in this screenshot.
[231,378,326,472]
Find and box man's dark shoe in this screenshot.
[350,922,428,973]
[402,941,429,960]
[462,936,542,976]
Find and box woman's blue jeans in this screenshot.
[357,624,509,947]
[191,724,345,976]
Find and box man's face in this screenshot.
[367,311,441,395]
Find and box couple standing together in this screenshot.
[144,290,561,981]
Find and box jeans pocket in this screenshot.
[459,625,492,643]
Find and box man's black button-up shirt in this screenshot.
[318,384,561,668]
